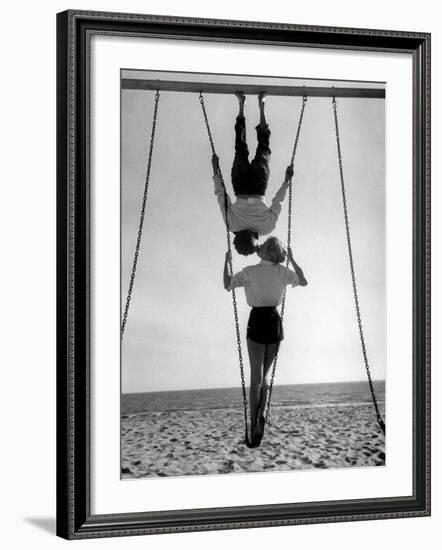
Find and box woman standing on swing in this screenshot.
[223,236,308,446]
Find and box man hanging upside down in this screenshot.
[212,92,294,256]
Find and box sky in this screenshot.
[121,70,385,393]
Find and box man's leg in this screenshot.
[249,93,271,196]
[231,93,250,195]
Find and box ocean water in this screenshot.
[121,380,385,416]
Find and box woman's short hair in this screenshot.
[260,236,287,264]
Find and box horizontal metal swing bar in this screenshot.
[122,79,385,98]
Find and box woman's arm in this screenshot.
[288,247,308,286]
[223,251,232,290]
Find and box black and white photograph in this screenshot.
[2,0,439,544]
[120,69,386,479]
[53,7,431,541]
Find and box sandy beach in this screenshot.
[121,402,385,478]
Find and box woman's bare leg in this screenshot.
[246,338,265,436]
[258,342,280,420]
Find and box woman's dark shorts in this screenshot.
[247,306,284,344]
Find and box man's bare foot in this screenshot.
[258,93,268,125]
[258,92,267,105]
[235,91,246,104]
[235,92,246,117]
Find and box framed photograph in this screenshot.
[56,10,431,539]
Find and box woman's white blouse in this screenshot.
[229,260,300,307]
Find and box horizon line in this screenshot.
[122,379,386,396]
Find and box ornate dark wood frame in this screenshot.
[56,9,431,540]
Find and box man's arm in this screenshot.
[287,247,308,286]
[269,164,294,219]
[223,251,232,290]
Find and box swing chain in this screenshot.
[121,90,160,338]
[199,92,251,443]
[287,95,307,254]
[332,97,385,434]
[264,96,308,425]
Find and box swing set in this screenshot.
[121,77,386,447]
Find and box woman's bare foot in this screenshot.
[253,415,265,446]
[252,396,266,445]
